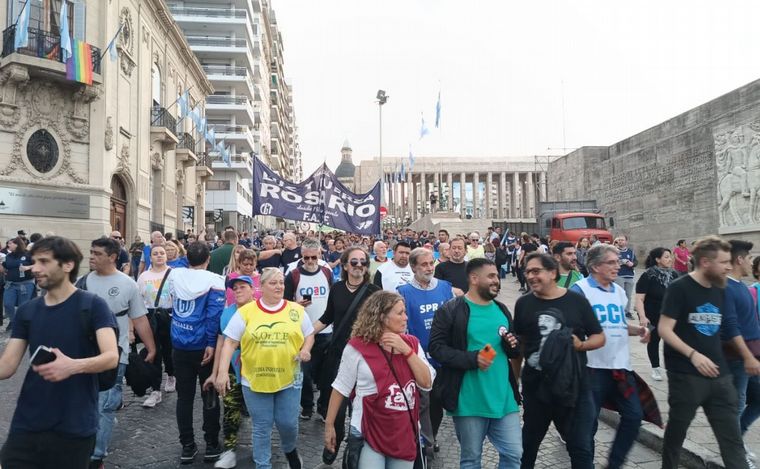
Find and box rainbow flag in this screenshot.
[65,40,93,85]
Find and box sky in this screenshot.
[273,1,760,177]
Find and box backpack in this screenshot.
[76,274,124,391]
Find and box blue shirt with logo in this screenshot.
[398,278,453,366]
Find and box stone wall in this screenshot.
[549,78,760,257]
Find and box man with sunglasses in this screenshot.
[284,238,333,421]
[109,231,131,276]
[466,232,485,260]
[313,247,380,460]
[374,241,413,292]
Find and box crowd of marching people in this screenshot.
[0,225,758,469]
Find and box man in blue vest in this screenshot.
[398,247,455,456]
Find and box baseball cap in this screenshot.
[226,275,254,289]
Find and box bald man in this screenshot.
[138,231,165,274]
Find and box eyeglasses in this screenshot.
[112,236,122,240]
[601,260,620,266]
[525,268,547,276]
[302,256,318,261]
[349,259,369,267]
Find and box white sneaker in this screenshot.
[747,455,757,469]
[747,442,757,461]
[142,390,162,408]
[651,368,663,381]
[214,450,236,469]
[165,376,176,393]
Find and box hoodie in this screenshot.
[168,268,225,351]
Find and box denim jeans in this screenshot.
[3,280,34,326]
[452,412,522,469]
[92,363,127,460]
[242,381,301,469]
[589,368,643,469]
[358,435,414,469]
[728,359,760,435]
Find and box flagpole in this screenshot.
[13,0,30,27]
[163,84,196,113]
[99,22,124,61]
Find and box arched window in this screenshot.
[151,63,161,107]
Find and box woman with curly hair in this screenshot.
[324,291,434,468]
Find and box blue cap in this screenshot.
[226,275,254,289]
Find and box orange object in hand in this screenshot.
[479,344,496,362]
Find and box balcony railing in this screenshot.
[210,124,251,134]
[197,152,213,167]
[151,107,177,131]
[177,132,196,153]
[207,95,250,105]
[169,6,247,19]
[186,36,246,48]
[1,24,101,75]
[202,65,248,77]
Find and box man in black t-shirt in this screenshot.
[658,236,752,469]
[280,232,302,267]
[514,252,604,469]
[434,237,468,295]
[0,237,119,469]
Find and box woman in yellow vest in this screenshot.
[214,267,315,469]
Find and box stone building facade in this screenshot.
[547,78,760,257]
[0,0,213,247]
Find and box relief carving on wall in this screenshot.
[151,152,164,170]
[116,143,130,174]
[176,167,185,186]
[105,117,114,151]
[0,64,30,130]
[715,121,760,229]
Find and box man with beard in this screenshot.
[513,252,605,469]
[429,258,522,468]
[313,247,380,463]
[373,241,413,292]
[553,242,584,288]
[434,237,468,295]
[369,240,389,278]
[0,237,119,469]
[398,248,455,455]
[659,236,754,469]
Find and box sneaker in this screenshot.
[316,409,327,423]
[165,376,176,393]
[89,459,104,469]
[748,456,758,469]
[651,368,663,381]
[214,449,237,468]
[285,449,302,469]
[300,409,312,421]
[747,443,757,461]
[322,447,338,465]
[204,443,223,462]
[180,443,198,465]
[142,390,162,408]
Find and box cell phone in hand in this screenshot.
[31,345,56,366]
[302,294,312,302]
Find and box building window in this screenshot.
[151,63,161,107]
[207,180,230,190]
[26,129,59,173]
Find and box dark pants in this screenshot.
[173,349,220,447]
[646,315,661,368]
[301,333,330,415]
[589,369,643,469]
[1,431,96,469]
[663,372,747,469]
[148,309,174,386]
[516,266,526,289]
[420,388,444,446]
[521,375,596,469]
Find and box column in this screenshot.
[400,175,406,222]
[420,171,427,215]
[472,172,480,218]
[540,171,547,201]
[512,172,520,218]
[499,172,506,218]
[486,172,493,219]
[527,172,535,218]
[460,172,466,218]
[447,173,454,211]
[407,171,414,221]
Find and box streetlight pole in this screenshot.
[376,90,388,218]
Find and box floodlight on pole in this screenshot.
[377,90,388,229]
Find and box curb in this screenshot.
[598,409,726,469]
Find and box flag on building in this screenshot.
[59,1,72,62]
[435,91,441,128]
[65,40,94,85]
[420,114,430,139]
[178,90,189,119]
[104,23,124,62]
[14,0,31,50]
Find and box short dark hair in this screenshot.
[729,239,754,263]
[524,252,560,281]
[29,233,42,243]
[394,241,412,252]
[187,241,210,267]
[223,230,238,243]
[465,257,496,277]
[753,256,760,280]
[551,241,574,256]
[30,236,83,283]
[438,229,449,237]
[677,239,686,247]
[91,237,120,259]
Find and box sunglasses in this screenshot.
[349,259,369,267]
[302,256,318,261]
[112,236,122,240]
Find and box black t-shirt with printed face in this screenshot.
[660,275,729,377]
[514,290,602,380]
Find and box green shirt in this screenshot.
[450,298,519,418]
[208,243,234,275]
[557,270,583,288]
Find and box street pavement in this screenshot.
[0,275,693,468]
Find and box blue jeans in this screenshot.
[589,368,643,469]
[242,381,301,469]
[92,363,126,460]
[452,412,522,469]
[3,280,34,325]
[728,359,760,435]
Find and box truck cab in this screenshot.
[548,212,612,244]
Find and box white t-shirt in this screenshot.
[375,261,413,292]
[332,342,435,433]
[574,277,631,370]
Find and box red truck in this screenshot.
[538,201,613,244]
